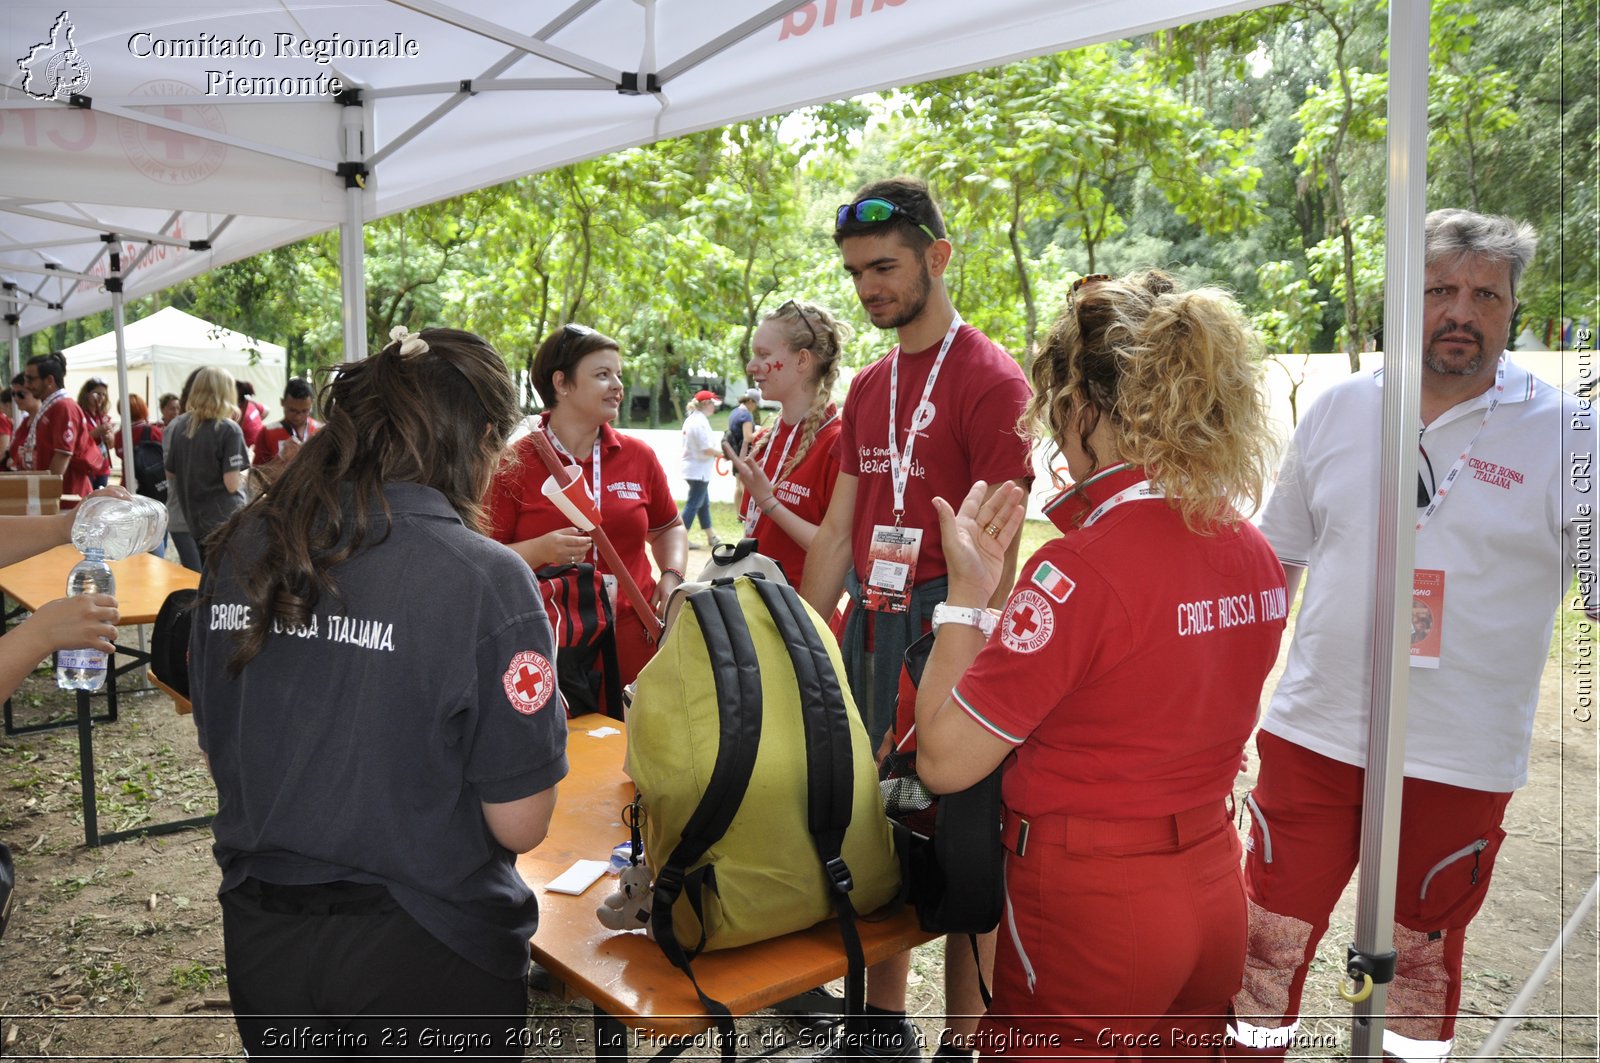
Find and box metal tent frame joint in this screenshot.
[1343,943,1396,1001]
[616,71,661,95]
[336,163,370,190]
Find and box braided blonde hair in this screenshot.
[754,300,853,480]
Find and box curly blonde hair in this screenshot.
[1024,269,1276,530]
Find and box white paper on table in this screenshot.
[587,726,621,738]
[544,859,610,896]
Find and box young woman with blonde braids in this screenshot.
[727,298,853,588]
[909,270,1288,1058]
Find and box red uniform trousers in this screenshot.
[977,801,1244,1061]
[1227,730,1511,1060]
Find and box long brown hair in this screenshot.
[210,327,520,673]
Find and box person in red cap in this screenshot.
[680,389,722,551]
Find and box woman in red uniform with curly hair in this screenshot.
[485,324,687,716]
[912,271,1287,1059]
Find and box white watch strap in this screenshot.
[933,604,997,636]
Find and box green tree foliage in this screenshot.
[895,45,1261,354]
[78,0,1583,398]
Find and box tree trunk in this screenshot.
[1007,187,1038,355]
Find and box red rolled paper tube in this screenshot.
[527,430,663,642]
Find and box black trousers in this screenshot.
[221,879,528,1061]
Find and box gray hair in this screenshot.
[1424,209,1537,295]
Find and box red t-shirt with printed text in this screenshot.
[837,324,1032,585]
[744,416,841,588]
[953,465,1288,819]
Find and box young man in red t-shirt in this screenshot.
[800,177,1033,1063]
[252,378,322,469]
[22,353,105,501]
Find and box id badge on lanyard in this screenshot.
[864,524,923,614]
[1408,357,1501,668]
[1409,569,1445,668]
[866,316,961,613]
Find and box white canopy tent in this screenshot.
[57,305,288,423]
[1,1,1486,1056]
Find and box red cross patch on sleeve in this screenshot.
[999,589,1055,654]
[502,650,557,715]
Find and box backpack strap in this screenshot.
[649,581,763,1061]
[750,579,868,1024]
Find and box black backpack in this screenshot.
[150,588,198,698]
[881,631,1006,936]
[132,424,167,502]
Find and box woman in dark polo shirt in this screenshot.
[192,327,568,1060]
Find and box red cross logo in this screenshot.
[1010,606,1040,639]
[1000,590,1054,655]
[513,664,544,702]
[503,650,556,715]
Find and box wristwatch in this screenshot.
[931,603,998,637]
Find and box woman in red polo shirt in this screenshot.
[911,271,1286,1059]
[485,324,687,716]
[727,299,852,590]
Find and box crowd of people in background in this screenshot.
[2,359,323,573]
[0,181,1589,1063]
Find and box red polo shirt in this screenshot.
[744,416,842,588]
[953,465,1287,819]
[485,420,679,620]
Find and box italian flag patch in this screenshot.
[1031,561,1075,603]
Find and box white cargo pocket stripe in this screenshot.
[1003,885,1037,994]
[1418,838,1487,899]
[1244,791,1273,864]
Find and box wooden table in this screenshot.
[0,544,207,846]
[518,715,933,1060]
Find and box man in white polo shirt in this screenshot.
[1228,209,1596,1062]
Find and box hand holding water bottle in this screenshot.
[55,492,166,691]
[23,596,119,658]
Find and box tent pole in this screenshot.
[106,242,137,496]
[338,96,369,363]
[6,311,19,383]
[1348,0,1431,1058]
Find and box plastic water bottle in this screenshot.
[56,548,114,691]
[69,494,167,561]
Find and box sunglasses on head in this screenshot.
[778,299,817,350]
[556,321,596,356]
[835,198,940,243]
[1071,273,1111,296]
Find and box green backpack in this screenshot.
[627,575,900,1032]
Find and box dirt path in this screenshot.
[0,613,1595,1060]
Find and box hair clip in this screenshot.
[388,325,430,356]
